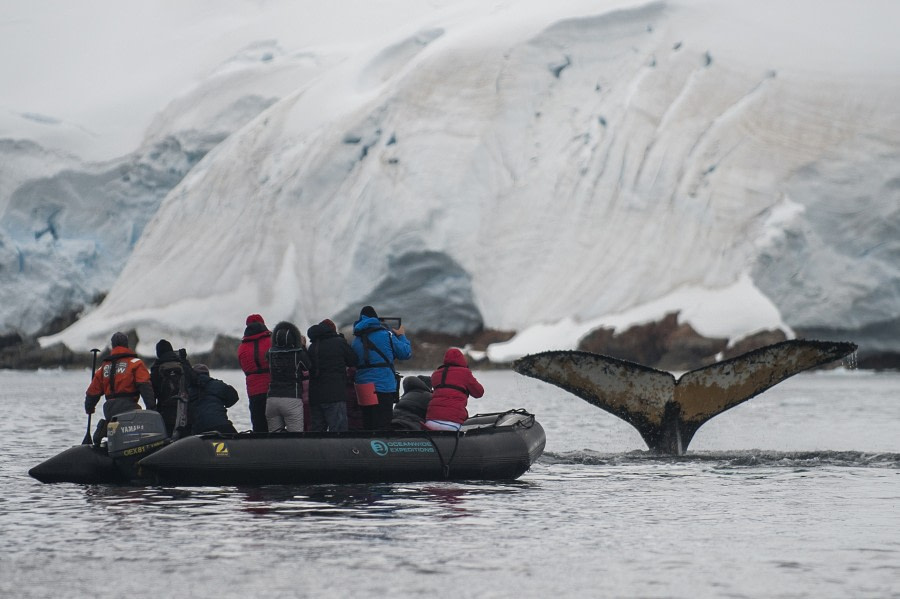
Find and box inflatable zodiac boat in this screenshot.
[29,409,545,486]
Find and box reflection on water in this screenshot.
[77,480,531,522]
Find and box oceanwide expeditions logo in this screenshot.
[370,439,436,456]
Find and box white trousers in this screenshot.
[266,396,305,432]
[424,419,461,431]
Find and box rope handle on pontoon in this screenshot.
[423,429,463,479]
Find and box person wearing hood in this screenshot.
[85,332,156,444]
[238,314,272,432]
[266,321,311,432]
[424,348,484,431]
[149,339,192,436]
[307,319,358,432]
[391,375,433,431]
[351,305,412,430]
[187,364,238,435]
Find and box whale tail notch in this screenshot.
[512,339,857,455]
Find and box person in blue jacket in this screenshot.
[351,305,412,430]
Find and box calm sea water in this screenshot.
[2,368,898,598]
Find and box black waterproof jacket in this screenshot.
[267,321,311,398]
[188,372,238,434]
[307,323,358,405]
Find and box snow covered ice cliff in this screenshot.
[2,0,899,362]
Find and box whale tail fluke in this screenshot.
[513,339,857,455]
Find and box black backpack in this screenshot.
[157,361,188,408]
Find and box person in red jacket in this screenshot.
[238,314,272,432]
[85,331,156,444]
[424,347,484,431]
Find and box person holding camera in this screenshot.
[266,321,311,432]
[307,318,358,432]
[238,313,272,432]
[424,347,484,431]
[351,305,412,430]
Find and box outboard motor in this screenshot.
[107,410,170,479]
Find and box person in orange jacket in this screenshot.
[85,332,156,444]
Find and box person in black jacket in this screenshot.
[307,319,358,432]
[149,339,191,437]
[187,364,238,435]
[391,375,433,430]
[266,321,311,432]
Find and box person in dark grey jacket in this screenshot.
[391,375,433,430]
[307,319,357,432]
[187,364,238,435]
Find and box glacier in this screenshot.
[2,0,898,362]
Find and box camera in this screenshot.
[379,317,402,329]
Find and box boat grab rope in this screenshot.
[477,408,535,429]
[422,409,534,478]
[423,429,463,479]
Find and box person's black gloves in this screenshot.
[84,398,96,414]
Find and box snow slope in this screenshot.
[3,1,899,359]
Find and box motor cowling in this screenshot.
[107,410,169,460]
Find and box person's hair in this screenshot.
[272,321,303,349]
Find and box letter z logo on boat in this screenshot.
[211,441,229,457]
[370,440,389,456]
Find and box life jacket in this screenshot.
[241,332,270,375]
[89,348,149,400]
[432,365,470,395]
[238,329,271,396]
[357,329,395,371]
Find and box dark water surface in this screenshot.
[2,369,899,598]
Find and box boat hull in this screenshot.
[29,443,125,484]
[29,411,545,486]
[139,411,545,486]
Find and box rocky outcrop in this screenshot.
[1,312,895,371]
[575,313,896,370]
[578,313,729,371]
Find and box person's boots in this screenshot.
[92,419,108,447]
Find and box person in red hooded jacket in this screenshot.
[238,314,272,432]
[424,347,484,431]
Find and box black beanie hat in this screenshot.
[156,339,174,358]
[360,305,378,318]
[110,332,129,348]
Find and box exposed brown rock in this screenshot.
[0,313,896,372]
[0,338,77,369]
[401,329,516,370]
[857,352,900,370]
[578,312,728,371]
[192,335,241,369]
[720,330,788,360]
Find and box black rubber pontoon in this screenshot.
[139,410,545,485]
[30,410,545,486]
